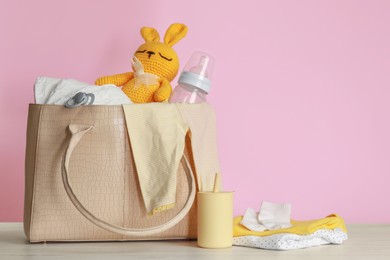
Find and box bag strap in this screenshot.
[61,124,196,237]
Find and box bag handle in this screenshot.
[61,124,196,237]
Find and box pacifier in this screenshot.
[65,92,95,108]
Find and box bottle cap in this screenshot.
[178,51,214,93]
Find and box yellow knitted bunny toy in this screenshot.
[95,23,188,103]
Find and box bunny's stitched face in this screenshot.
[132,24,188,82]
[134,42,179,81]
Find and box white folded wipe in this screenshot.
[240,201,292,232]
[34,77,132,105]
[258,201,292,230]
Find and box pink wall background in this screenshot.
[1,0,389,223]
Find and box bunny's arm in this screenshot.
[95,72,134,86]
[154,78,173,102]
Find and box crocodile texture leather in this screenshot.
[24,104,198,242]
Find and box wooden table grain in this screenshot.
[1,223,389,260]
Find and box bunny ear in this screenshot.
[164,23,188,47]
[141,27,160,42]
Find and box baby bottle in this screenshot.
[169,51,214,103]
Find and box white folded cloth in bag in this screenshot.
[34,77,132,105]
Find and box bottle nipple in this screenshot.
[178,51,214,93]
[189,55,209,78]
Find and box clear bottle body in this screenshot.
[169,83,208,103]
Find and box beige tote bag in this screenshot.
[24,104,207,242]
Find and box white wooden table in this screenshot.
[1,223,389,260]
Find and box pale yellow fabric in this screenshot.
[234,214,347,237]
[176,103,221,192]
[122,103,219,215]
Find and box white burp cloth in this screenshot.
[34,77,132,105]
[240,201,292,232]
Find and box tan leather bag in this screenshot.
[24,104,201,242]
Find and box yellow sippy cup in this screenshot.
[197,173,234,248]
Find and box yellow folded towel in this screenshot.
[234,214,347,237]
